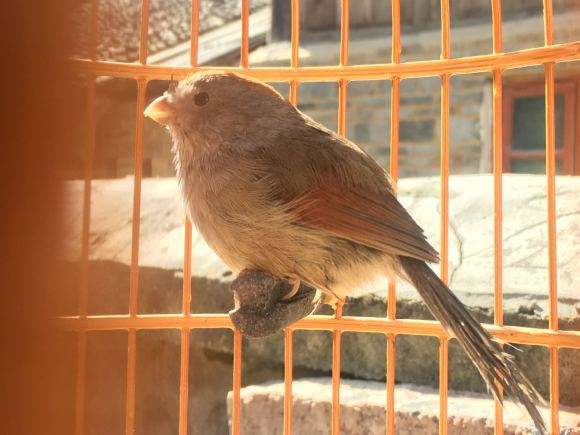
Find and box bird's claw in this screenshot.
[228,269,321,338]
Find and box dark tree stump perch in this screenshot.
[228,269,321,338]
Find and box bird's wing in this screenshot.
[256,116,439,263]
[286,184,439,262]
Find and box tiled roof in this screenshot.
[73,0,270,62]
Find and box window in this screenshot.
[503,80,576,174]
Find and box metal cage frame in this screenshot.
[63,0,580,434]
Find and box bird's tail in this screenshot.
[399,256,546,434]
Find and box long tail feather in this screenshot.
[400,256,546,434]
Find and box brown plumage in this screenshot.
[144,71,546,433]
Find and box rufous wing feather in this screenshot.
[287,185,439,263]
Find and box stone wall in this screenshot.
[251,10,580,177]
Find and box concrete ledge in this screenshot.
[227,378,580,435]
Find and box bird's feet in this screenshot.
[229,270,321,338]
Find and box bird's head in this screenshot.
[144,71,295,151]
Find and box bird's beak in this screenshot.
[144,95,175,125]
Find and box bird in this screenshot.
[144,71,546,433]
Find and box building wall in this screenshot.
[76,9,580,180]
[254,10,580,177]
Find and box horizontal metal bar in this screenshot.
[70,41,580,82]
[57,314,580,348]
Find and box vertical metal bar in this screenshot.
[386,1,401,433]
[332,80,346,435]
[76,0,98,430]
[439,2,451,433]
[190,0,200,68]
[339,0,350,68]
[439,337,449,434]
[138,0,149,65]
[283,329,294,435]
[125,78,147,435]
[549,346,559,434]
[178,4,200,434]
[240,0,250,68]
[542,1,559,432]
[178,328,190,435]
[232,5,249,431]
[491,1,504,433]
[332,3,349,434]
[232,330,243,435]
[125,329,137,434]
[284,5,300,433]
[331,302,344,435]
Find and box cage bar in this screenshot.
[125,77,147,435]
[232,331,243,435]
[72,42,580,81]
[283,3,301,433]
[439,2,451,432]
[62,314,580,348]
[177,3,200,433]
[439,338,449,434]
[386,0,401,432]
[491,0,505,432]
[542,0,560,432]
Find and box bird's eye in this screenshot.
[194,92,209,106]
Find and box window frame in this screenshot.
[503,80,576,174]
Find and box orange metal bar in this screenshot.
[291,0,300,68]
[544,0,558,334]
[240,0,250,68]
[439,338,449,434]
[339,0,350,67]
[178,328,190,435]
[386,1,401,432]
[75,77,96,435]
[439,3,451,284]
[229,3,250,432]
[332,3,350,433]
[125,78,147,435]
[331,303,343,435]
[125,329,137,434]
[543,1,560,432]
[491,1,504,432]
[549,346,559,434]
[178,3,200,433]
[72,41,580,81]
[129,79,147,317]
[439,3,451,432]
[59,315,580,348]
[232,331,243,435]
[284,9,299,429]
[190,0,200,67]
[283,329,294,435]
[385,333,396,434]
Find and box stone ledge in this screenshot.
[227,378,580,435]
[61,174,580,404]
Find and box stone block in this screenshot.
[227,379,580,434]
[400,119,436,142]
